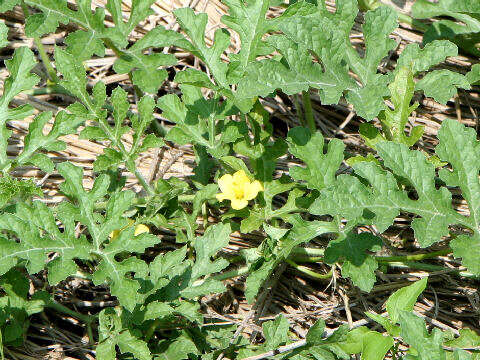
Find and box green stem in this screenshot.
[213,266,249,281]
[21,1,59,83]
[286,259,332,280]
[375,248,452,262]
[291,247,325,257]
[47,299,95,325]
[302,90,315,133]
[396,11,430,32]
[24,84,71,96]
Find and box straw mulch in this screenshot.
[1,1,479,359]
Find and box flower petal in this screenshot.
[244,180,263,200]
[232,170,250,185]
[218,174,234,194]
[216,192,230,202]
[231,198,249,210]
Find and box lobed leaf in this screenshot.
[287,127,345,191]
[0,47,39,171]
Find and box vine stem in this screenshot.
[20,1,59,83]
[375,248,452,262]
[286,259,332,280]
[302,90,316,133]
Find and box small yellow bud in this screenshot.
[216,170,263,210]
[109,219,149,240]
[134,224,149,236]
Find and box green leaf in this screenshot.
[0,47,39,170]
[0,200,91,279]
[156,334,199,360]
[386,278,428,323]
[237,34,352,105]
[324,232,382,291]
[445,329,480,349]
[0,21,8,48]
[15,111,82,172]
[113,27,178,93]
[306,318,326,345]
[221,0,271,81]
[0,0,18,12]
[98,308,151,360]
[174,8,230,88]
[311,162,400,234]
[467,64,480,85]
[375,141,460,247]
[397,40,459,74]
[245,215,336,303]
[416,70,470,104]
[179,223,231,298]
[315,119,480,275]
[436,119,480,275]
[262,315,289,350]
[54,47,90,106]
[245,258,276,304]
[0,176,42,208]
[287,127,345,190]
[159,93,214,148]
[0,270,47,345]
[342,256,379,292]
[399,311,446,360]
[361,332,394,360]
[412,0,480,56]
[374,66,423,147]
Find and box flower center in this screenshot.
[233,185,244,199]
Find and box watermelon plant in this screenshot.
[0,0,479,359]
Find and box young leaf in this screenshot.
[386,278,428,323]
[361,66,423,148]
[0,47,39,171]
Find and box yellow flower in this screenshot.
[109,219,149,240]
[216,170,263,210]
